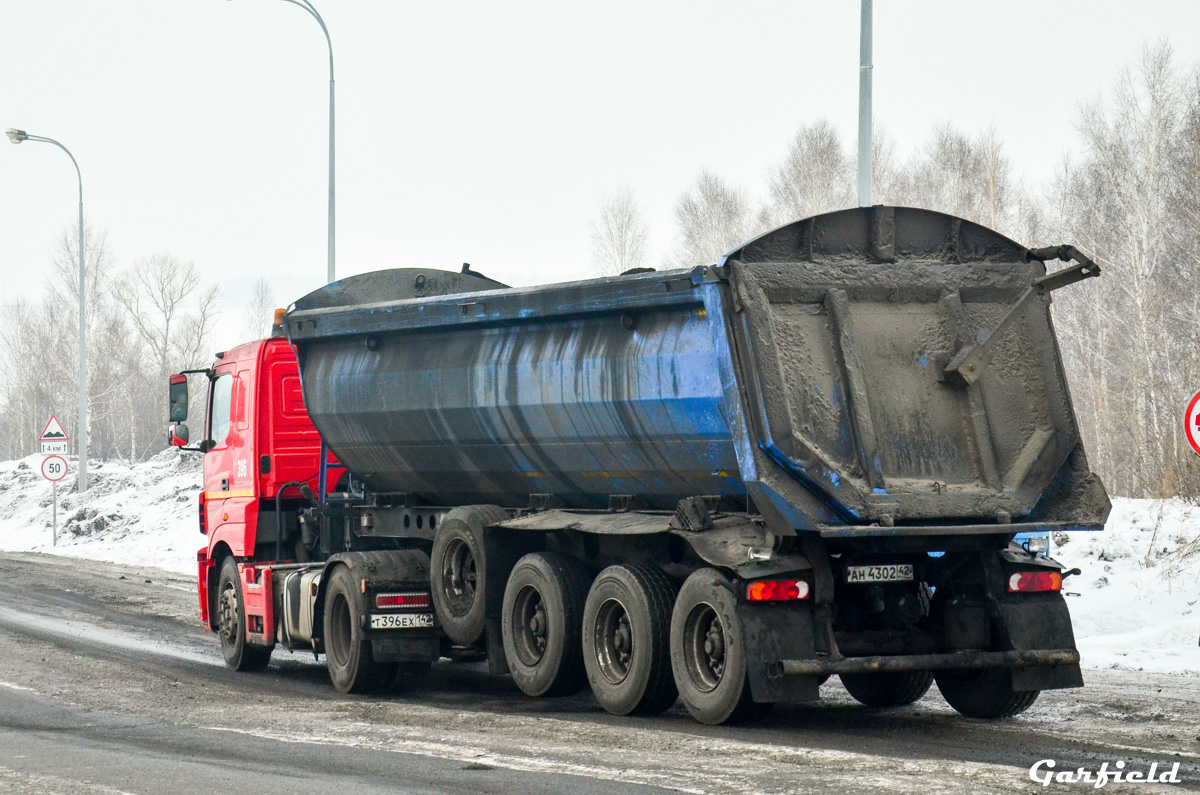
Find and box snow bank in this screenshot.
[1059,498,1200,675]
[0,451,201,575]
[0,452,1195,673]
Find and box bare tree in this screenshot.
[242,277,277,340]
[767,119,854,223]
[116,254,220,380]
[590,186,650,277]
[668,171,754,267]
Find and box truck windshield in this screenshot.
[210,374,234,448]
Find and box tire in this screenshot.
[216,557,272,672]
[840,670,933,707]
[324,565,393,694]
[430,506,511,646]
[502,552,591,698]
[670,569,756,725]
[582,564,678,716]
[934,668,1040,719]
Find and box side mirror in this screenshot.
[170,424,190,447]
[169,374,189,422]
[198,439,216,454]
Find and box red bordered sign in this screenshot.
[1186,390,1200,457]
[41,455,68,482]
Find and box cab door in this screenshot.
[204,363,256,555]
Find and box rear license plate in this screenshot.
[369,613,434,630]
[845,564,914,584]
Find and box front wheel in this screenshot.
[670,569,756,725]
[934,668,1039,718]
[216,557,272,672]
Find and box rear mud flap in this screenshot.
[737,601,820,703]
[995,594,1083,691]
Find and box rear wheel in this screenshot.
[216,557,271,672]
[840,670,933,707]
[430,506,511,646]
[583,564,678,716]
[324,565,393,694]
[502,552,590,697]
[934,668,1039,718]
[670,569,756,725]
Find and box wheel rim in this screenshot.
[441,537,477,618]
[682,602,725,692]
[328,592,352,667]
[217,581,239,647]
[593,598,633,685]
[512,584,548,666]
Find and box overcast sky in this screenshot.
[3,0,1199,350]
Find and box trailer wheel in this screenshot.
[431,505,511,646]
[324,565,393,694]
[670,569,755,725]
[216,557,272,672]
[582,564,678,716]
[502,552,590,697]
[840,670,933,707]
[934,668,1040,719]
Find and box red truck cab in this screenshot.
[190,336,324,630]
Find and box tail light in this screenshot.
[746,579,810,602]
[375,592,432,609]
[1007,571,1063,593]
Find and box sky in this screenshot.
[3,0,1199,352]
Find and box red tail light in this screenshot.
[746,580,810,602]
[1007,571,1063,593]
[375,592,432,609]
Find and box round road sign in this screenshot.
[1186,390,1200,458]
[41,455,68,482]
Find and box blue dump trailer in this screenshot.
[180,206,1110,725]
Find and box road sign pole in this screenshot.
[52,481,57,547]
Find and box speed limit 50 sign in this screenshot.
[1186,390,1200,458]
[41,455,68,482]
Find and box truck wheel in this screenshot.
[216,557,272,672]
[934,668,1040,719]
[582,564,678,716]
[431,505,511,646]
[670,569,755,725]
[324,565,392,694]
[502,552,590,697]
[840,670,933,707]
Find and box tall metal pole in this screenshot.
[5,129,88,494]
[248,0,335,284]
[857,0,873,207]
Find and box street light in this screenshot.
[229,0,336,284]
[6,128,89,495]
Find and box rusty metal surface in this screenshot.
[771,648,1080,676]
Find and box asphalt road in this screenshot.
[0,551,1196,794]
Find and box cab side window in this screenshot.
[209,374,234,448]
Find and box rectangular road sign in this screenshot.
[40,441,69,455]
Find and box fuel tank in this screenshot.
[286,207,1111,533]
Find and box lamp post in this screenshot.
[857,0,873,207]
[6,128,88,495]
[229,0,336,284]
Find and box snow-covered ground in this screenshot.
[0,451,1196,674]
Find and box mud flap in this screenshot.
[737,601,820,703]
[995,594,1083,691]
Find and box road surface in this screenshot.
[0,551,1195,794]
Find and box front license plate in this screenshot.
[845,564,914,584]
[369,613,434,630]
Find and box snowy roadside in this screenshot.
[0,451,1196,674]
